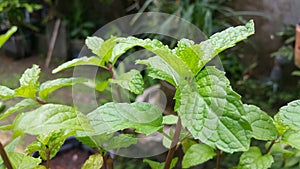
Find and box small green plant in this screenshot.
[1,20,300,169]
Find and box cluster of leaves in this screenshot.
[0,0,42,31]
[1,20,300,169]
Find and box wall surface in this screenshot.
[230,0,300,78]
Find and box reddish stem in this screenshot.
[164,117,182,169]
[107,64,122,102]
[216,149,222,169]
[0,142,12,169]
[265,140,276,155]
[46,149,50,169]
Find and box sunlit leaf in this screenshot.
[52,56,103,73]
[237,146,274,169]
[14,65,40,99]
[81,153,103,169]
[25,130,74,160]
[175,67,251,153]
[281,130,300,150]
[117,37,193,86]
[7,152,41,169]
[143,157,178,169]
[274,100,300,135]
[174,20,254,75]
[109,69,144,94]
[86,102,163,135]
[105,134,137,150]
[39,77,87,100]
[0,86,14,100]
[14,104,94,135]
[0,26,17,47]
[244,104,278,140]
[162,115,178,125]
[86,36,117,66]
[0,99,38,120]
[182,144,216,168]
[86,36,104,56]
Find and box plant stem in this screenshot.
[164,117,182,169]
[46,149,50,169]
[216,149,222,169]
[107,155,114,169]
[0,142,13,169]
[102,152,107,169]
[36,97,47,105]
[107,64,122,102]
[265,140,276,155]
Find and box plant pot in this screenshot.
[1,29,33,59]
[69,38,84,59]
[32,33,48,56]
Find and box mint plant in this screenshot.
[1,20,300,169]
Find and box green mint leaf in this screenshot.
[77,133,137,151]
[111,37,165,65]
[199,20,254,68]
[143,157,178,169]
[174,38,202,75]
[34,130,74,159]
[52,56,103,73]
[174,20,254,75]
[76,133,114,149]
[81,153,103,169]
[117,37,193,86]
[39,77,87,100]
[25,141,47,159]
[0,85,15,100]
[83,80,110,92]
[176,66,251,153]
[98,36,117,64]
[281,130,300,150]
[105,134,137,150]
[162,129,173,148]
[13,104,94,135]
[182,144,216,168]
[86,36,104,56]
[162,115,178,125]
[0,26,17,47]
[95,81,110,92]
[0,99,38,120]
[237,146,274,169]
[283,150,300,168]
[86,102,163,135]
[274,100,300,135]
[0,138,23,168]
[86,36,117,66]
[4,136,22,152]
[109,69,144,94]
[136,56,179,86]
[7,152,41,169]
[14,64,41,99]
[244,104,278,140]
[182,139,197,153]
